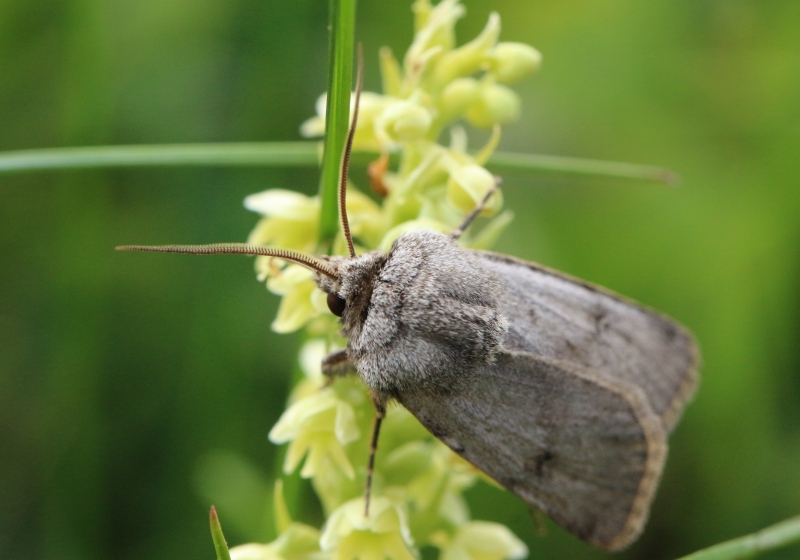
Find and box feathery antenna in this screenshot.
[339,43,363,259]
[115,243,339,279]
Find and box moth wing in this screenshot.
[397,351,666,551]
[477,251,699,431]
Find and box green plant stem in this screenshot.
[675,515,800,560]
[488,151,680,186]
[318,0,357,247]
[0,142,320,173]
[209,506,232,560]
[0,143,678,185]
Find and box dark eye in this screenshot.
[327,292,346,317]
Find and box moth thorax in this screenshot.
[349,230,509,395]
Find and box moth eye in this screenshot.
[327,292,346,317]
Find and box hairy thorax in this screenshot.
[317,230,508,398]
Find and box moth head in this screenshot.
[314,250,386,339]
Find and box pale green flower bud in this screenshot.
[406,0,465,71]
[266,266,324,334]
[353,92,394,151]
[412,0,433,33]
[445,162,501,215]
[490,42,542,84]
[286,338,332,403]
[320,497,416,560]
[264,263,331,334]
[378,218,450,252]
[245,189,319,221]
[341,188,386,248]
[438,77,480,122]
[440,522,527,560]
[246,190,319,282]
[301,92,392,152]
[380,46,403,97]
[269,389,361,480]
[299,339,327,384]
[383,440,477,520]
[229,523,322,560]
[465,82,521,129]
[375,99,432,145]
[299,94,329,138]
[230,543,280,560]
[433,12,500,85]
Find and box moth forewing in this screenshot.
[477,250,699,433]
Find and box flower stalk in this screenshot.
[240,2,536,559]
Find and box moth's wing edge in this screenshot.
[512,351,668,551]
[584,359,668,551]
[658,330,700,431]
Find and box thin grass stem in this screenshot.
[675,515,800,560]
[318,0,357,246]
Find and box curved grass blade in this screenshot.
[0,143,678,186]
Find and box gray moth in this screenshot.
[120,224,698,550]
[315,227,698,551]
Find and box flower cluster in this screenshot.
[236,1,540,559]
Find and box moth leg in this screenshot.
[364,398,386,517]
[450,176,502,240]
[321,349,357,383]
[321,349,385,518]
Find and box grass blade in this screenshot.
[317,0,357,246]
[676,515,800,560]
[0,142,319,174]
[209,506,232,560]
[487,151,680,186]
[0,143,677,186]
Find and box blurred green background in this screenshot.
[1,1,799,559]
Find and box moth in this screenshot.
[118,58,698,552]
